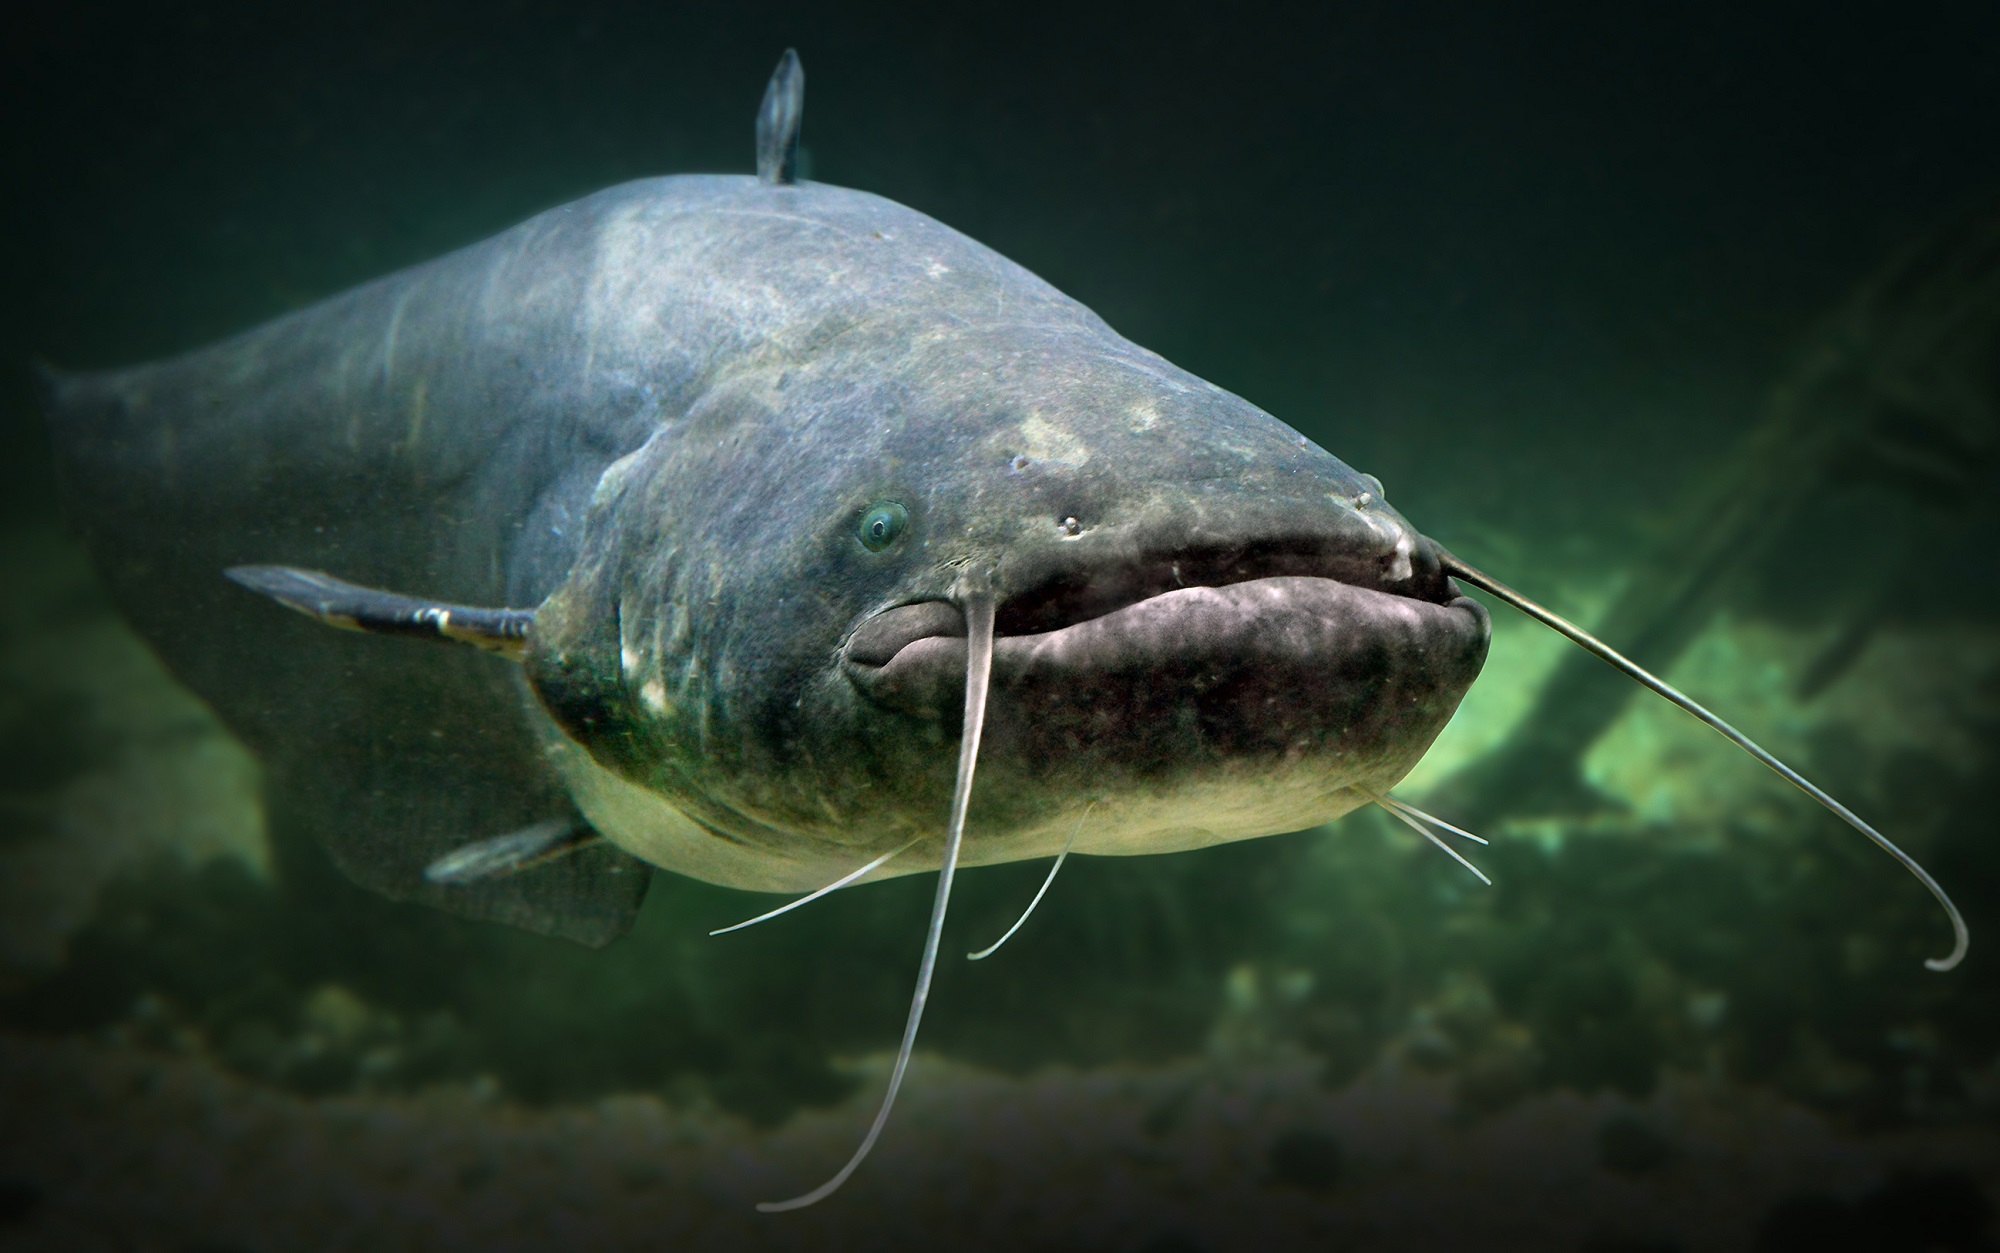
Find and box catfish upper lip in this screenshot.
[846,600,967,667]
[844,575,1491,724]
[844,534,1453,671]
[993,534,1449,638]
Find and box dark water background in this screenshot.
[3,2,1999,1250]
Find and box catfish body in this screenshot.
[46,173,1488,942]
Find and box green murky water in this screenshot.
[3,5,1998,1250]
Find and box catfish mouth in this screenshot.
[843,532,1484,715]
[989,532,1451,638]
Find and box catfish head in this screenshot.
[520,318,1490,893]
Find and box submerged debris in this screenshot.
[1436,197,2000,824]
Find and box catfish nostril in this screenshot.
[1058,516,1082,538]
[1010,454,1032,472]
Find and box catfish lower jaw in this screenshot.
[843,576,1490,785]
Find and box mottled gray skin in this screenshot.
[46,174,1488,939]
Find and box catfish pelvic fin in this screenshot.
[424,818,603,885]
[225,565,534,658]
[756,48,805,186]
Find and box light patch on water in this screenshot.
[639,676,672,716]
[0,526,268,975]
[1583,616,1805,832]
[1403,545,2000,862]
[1583,615,2000,838]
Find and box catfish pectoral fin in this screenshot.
[224,564,534,658]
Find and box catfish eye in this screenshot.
[857,500,910,552]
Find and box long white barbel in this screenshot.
[1380,794,1487,846]
[968,801,1094,961]
[1369,791,1492,886]
[1438,546,1967,972]
[710,838,922,937]
[758,580,998,1212]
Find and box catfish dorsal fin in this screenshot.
[1436,547,1968,972]
[225,565,534,659]
[756,48,805,186]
